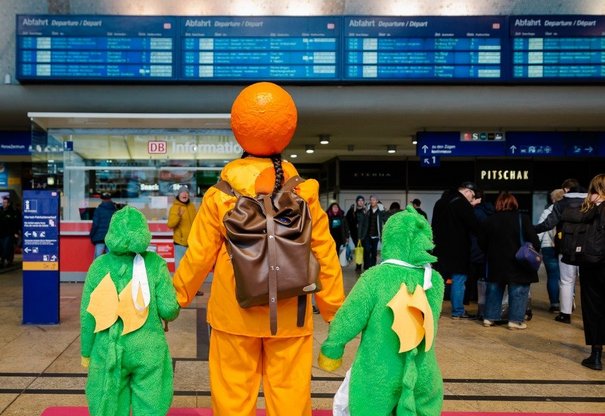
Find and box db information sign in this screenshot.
[148,141,167,154]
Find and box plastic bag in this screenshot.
[339,245,349,267]
[333,368,351,416]
[354,240,364,265]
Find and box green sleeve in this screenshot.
[149,252,180,322]
[321,275,374,360]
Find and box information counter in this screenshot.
[60,221,175,281]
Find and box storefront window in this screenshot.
[35,129,239,221]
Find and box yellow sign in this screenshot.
[22,261,59,271]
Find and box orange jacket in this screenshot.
[173,157,345,337]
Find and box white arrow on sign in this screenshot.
[421,145,429,153]
[24,247,31,253]
[24,231,31,237]
[509,145,517,154]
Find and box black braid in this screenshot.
[241,151,283,195]
[270,154,284,194]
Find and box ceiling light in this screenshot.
[411,137,418,145]
[290,153,298,158]
[305,145,315,154]
[319,134,331,145]
[387,145,396,154]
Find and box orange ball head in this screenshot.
[231,82,298,156]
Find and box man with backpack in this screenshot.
[534,178,587,324]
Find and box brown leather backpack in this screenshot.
[214,175,320,335]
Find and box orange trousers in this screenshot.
[209,328,313,416]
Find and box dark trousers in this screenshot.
[0,235,14,264]
[579,264,605,345]
[363,237,380,270]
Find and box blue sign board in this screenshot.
[181,16,340,81]
[418,131,604,158]
[344,16,506,81]
[15,14,605,84]
[417,132,507,157]
[22,190,60,324]
[420,155,440,168]
[17,15,178,81]
[511,15,605,81]
[0,131,31,155]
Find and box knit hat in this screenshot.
[356,195,365,202]
[176,185,190,196]
[101,192,112,200]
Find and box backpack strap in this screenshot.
[214,180,236,196]
[262,195,279,335]
[280,175,304,193]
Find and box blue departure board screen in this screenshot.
[180,16,340,81]
[343,16,506,81]
[511,15,605,80]
[17,15,178,81]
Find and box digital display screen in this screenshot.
[511,15,605,80]
[17,15,178,81]
[343,16,506,81]
[180,16,340,81]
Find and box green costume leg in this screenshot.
[408,352,443,416]
[129,354,174,416]
[349,360,402,416]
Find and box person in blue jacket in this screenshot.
[90,192,117,258]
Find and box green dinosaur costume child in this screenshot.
[318,205,445,416]
[80,206,180,416]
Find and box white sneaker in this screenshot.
[508,321,527,330]
[483,319,495,327]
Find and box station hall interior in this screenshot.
[2,0,605,414]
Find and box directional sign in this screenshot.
[420,155,440,168]
[417,132,506,157]
[505,132,565,156]
[22,190,60,325]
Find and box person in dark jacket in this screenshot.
[362,195,386,270]
[432,182,480,319]
[90,192,117,259]
[411,198,428,219]
[0,197,20,268]
[326,202,349,255]
[479,192,540,330]
[534,178,587,324]
[346,195,368,271]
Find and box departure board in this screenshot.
[16,15,177,81]
[181,16,340,81]
[343,16,506,81]
[511,15,605,80]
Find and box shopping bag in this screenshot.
[333,368,351,416]
[339,245,349,267]
[354,240,364,264]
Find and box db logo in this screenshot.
[148,141,167,154]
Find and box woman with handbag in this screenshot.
[327,202,350,257]
[478,192,540,330]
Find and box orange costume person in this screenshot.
[173,82,345,416]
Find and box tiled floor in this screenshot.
[0,261,603,415]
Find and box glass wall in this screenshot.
[32,128,240,221]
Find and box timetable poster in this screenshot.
[181,16,340,81]
[511,15,605,80]
[16,15,178,81]
[343,16,506,81]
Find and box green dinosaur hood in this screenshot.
[381,204,436,266]
[104,206,151,255]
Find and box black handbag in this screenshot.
[515,214,542,272]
